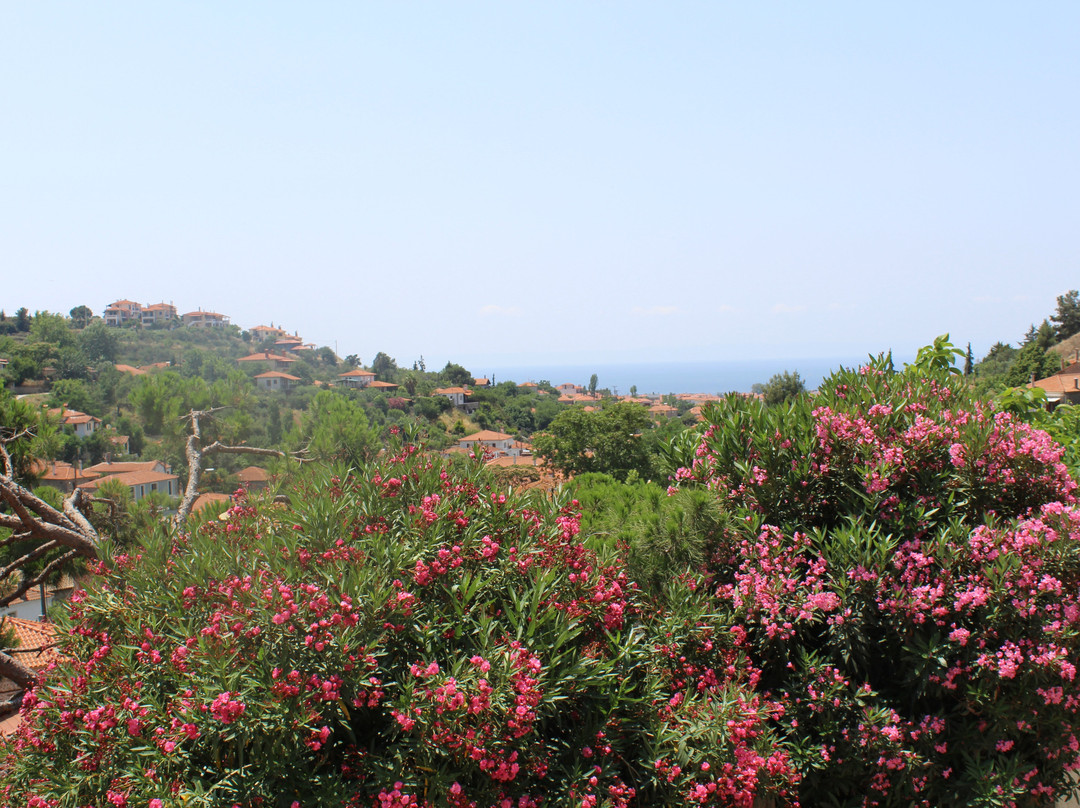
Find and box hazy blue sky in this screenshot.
[3,3,1078,369]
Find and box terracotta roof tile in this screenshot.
[461,430,513,442]
[238,352,295,363]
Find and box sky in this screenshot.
[2,3,1078,371]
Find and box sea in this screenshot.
[477,357,896,397]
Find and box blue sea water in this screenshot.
[478,357,886,396]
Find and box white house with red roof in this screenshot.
[250,325,291,341]
[238,352,297,371]
[458,430,520,456]
[255,371,301,391]
[338,368,376,389]
[103,299,142,326]
[139,302,177,326]
[79,469,180,501]
[47,407,101,439]
[182,310,230,328]
[433,386,469,407]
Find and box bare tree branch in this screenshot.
[0,549,77,610]
[173,409,292,527]
[0,649,37,692]
[202,441,290,459]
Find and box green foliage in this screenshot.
[671,347,1080,805]
[130,371,211,435]
[441,361,472,387]
[0,390,60,484]
[1,449,795,807]
[78,320,118,362]
[532,401,657,482]
[1004,339,1060,388]
[28,311,73,347]
[291,390,379,467]
[372,351,398,381]
[571,473,730,596]
[1052,289,1080,342]
[68,305,94,329]
[14,307,31,333]
[48,379,102,417]
[759,370,806,406]
[56,345,91,380]
[909,333,964,374]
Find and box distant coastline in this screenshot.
[479,357,898,396]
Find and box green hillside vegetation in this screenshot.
[0,307,702,503]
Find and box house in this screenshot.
[38,461,101,494]
[79,469,180,502]
[182,310,230,328]
[102,300,142,326]
[1030,369,1080,407]
[140,302,177,327]
[434,387,469,407]
[458,430,517,457]
[47,407,101,438]
[254,371,301,391]
[0,617,62,723]
[555,383,582,395]
[369,380,400,391]
[486,454,542,468]
[473,377,491,388]
[114,364,146,376]
[109,435,130,455]
[274,337,304,352]
[338,368,376,389]
[250,325,291,342]
[649,403,679,419]
[238,352,297,371]
[85,459,171,476]
[0,577,77,624]
[237,466,270,492]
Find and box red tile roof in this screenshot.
[0,618,63,734]
[80,470,179,490]
[46,408,101,426]
[41,462,101,483]
[1030,374,1080,396]
[85,461,167,475]
[339,368,375,378]
[254,371,301,380]
[192,492,231,512]
[238,352,295,363]
[237,466,269,482]
[461,430,513,442]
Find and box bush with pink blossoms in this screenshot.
[0,439,795,807]
[677,354,1080,807]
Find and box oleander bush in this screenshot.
[0,439,794,807]
[6,348,1080,808]
[676,354,1080,807]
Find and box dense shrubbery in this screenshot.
[1,439,794,807]
[6,352,1080,807]
[676,355,1080,806]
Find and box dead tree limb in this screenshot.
[0,649,37,694]
[174,409,292,527]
